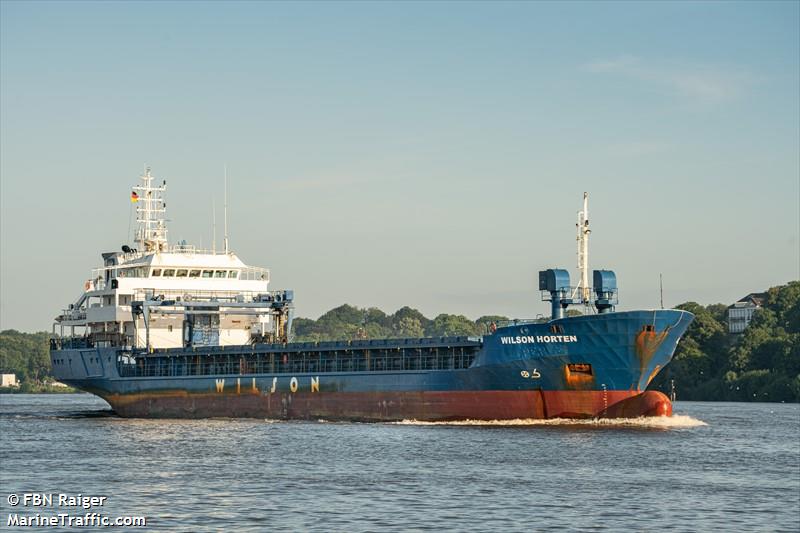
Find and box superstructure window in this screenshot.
[176,269,188,278]
[228,271,239,279]
[189,270,201,278]
[214,270,227,278]
[163,269,176,277]
[151,269,162,277]
[202,270,213,278]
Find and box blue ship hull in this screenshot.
[50,310,693,420]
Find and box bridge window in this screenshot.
[214,270,227,278]
[176,269,188,277]
[151,269,161,276]
[228,271,239,279]
[202,270,213,278]
[189,270,201,278]
[163,269,176,277]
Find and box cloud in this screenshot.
[582,55,755,104]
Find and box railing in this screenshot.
[132,288,269,303]
[495,318,548,328]
[168,244,238,255]
[56,311,87,323]
[118,344,481,378]
[51,333,130,350]
[51,337,93,349]
[88,265,269,283]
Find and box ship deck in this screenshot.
[116,336,484,378]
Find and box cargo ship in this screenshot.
[50,169,693,420]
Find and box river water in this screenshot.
[0,394,798,532]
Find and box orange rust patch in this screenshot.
[635,327,669,374]
[645,364,662,388]
[564,363,594,390]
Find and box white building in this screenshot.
[1,374,19,387]
[727,293,766,334]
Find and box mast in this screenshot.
[212,198,217,254]
[223,165,229,254]
[576,192,590,304]
[133,168,168,252]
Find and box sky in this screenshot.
[1,1,798,331]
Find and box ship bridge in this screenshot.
[54,168,288,350]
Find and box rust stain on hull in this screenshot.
[635,327,670,384]
[563,363,595,390]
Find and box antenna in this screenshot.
[660,273,664,309]
[212,198,217,253]
[223,164,229,254]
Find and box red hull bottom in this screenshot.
[106,390,672,420]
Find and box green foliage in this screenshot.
[395,317,424,338]
[390,307,431,330]
[705,303,729,324]
[0,330,52,383]
[427,314,480,337]
[291,305,488,342]
[652,281,800,402]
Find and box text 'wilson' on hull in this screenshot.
[50,170,693,420]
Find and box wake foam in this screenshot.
[391,414,707,429]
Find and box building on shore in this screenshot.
[727,293,767,334]
[1,374,19,388]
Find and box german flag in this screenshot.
[131,191,139,203]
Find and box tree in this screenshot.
[0,330,52,383]
[395,317,424,338]
[427,314,480,337]
[390,307,430,332]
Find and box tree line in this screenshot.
[0,330,54,392]
[291,306,508,342]
[2,281,797,401]
[650,281,799,402]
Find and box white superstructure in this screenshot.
[54,168,289,349]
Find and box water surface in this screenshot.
[1,395,798,531]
